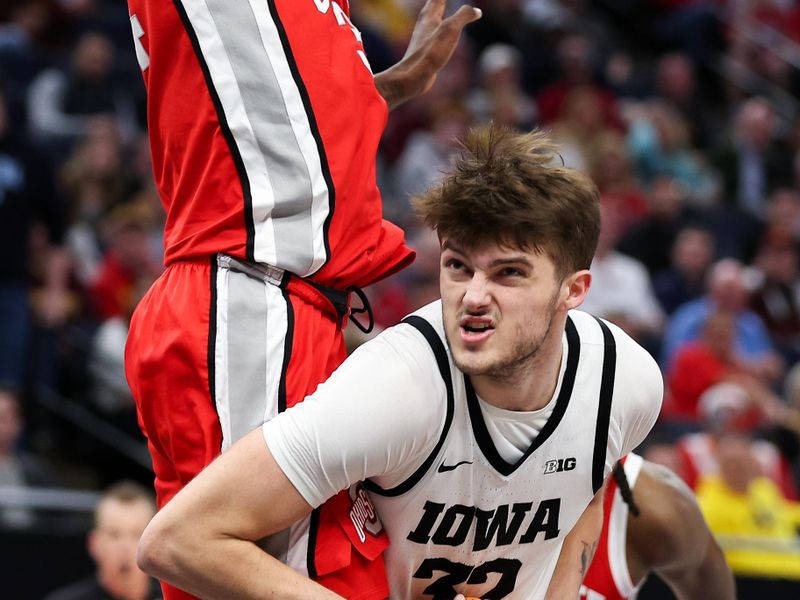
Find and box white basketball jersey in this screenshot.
[366,304,621,600]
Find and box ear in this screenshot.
[562,270,591,310]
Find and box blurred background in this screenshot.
[2,0,800,597]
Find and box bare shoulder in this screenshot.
[628,461,706,570]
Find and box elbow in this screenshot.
[137,512,190,582]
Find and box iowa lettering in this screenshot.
[407,499,561,551]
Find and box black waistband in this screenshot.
[304,279,375,334]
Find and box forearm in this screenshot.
[140,529,342,600]
[545,491,603,599]
[138,430,341,599]
[666,535,735,600]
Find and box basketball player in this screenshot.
[124,1,479,599]
[581,454,734,599]
[137,126,663,599]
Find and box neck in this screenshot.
[470,313,567,411]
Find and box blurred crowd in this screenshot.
[3,0,800,596]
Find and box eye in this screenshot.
[445,258,465,271]
[498,267,523,278]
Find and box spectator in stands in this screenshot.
[393,97,472,202]
[713,97,794,219]
[26,30,138,156]
[661,258,782,378]
[0,84,70,391]
[767,362,800,494]
[667,310,784,425]
[675,381,795,499]
[626,99,718,204]
[697,430,800,598]
[0,386,58,529]
[550,85,618,174]
[88,276,150,435]
[44,480,161,600]
[61,117,142,289]
[581,202,664,342]
[652,52,719,149]
[619,175,703,275]
[467,43,535,128]
[749,227,800,363]
[536,33,620,128]
[765,187,800,243]
[667,310,738,425]
[87,201,161,321]
[0,1,55,115]
[586,131,649,234]
[652,224,715,315]
[645,0,724,68]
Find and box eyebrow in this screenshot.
[490,257,534,268]
[441,241,534,269]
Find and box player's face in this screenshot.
[89,498,154,588]
[440,239,566,379]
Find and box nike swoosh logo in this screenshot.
[437,460,473,473]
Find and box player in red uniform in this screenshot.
[580,454,734,600]
[123,1,480,598]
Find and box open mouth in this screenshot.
[460,317,494,342]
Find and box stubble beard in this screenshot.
[451,290,561,381]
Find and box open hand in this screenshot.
[374,0,481,109]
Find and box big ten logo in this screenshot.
[349,484,382,543]
[311,0,371,72]
[543,457,576,474]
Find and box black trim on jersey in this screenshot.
[277,272,295,414]
[265,0,335,266]
[591,317,617,494]
[306,507,320,578]
[364,316,455,497]
[208,254,219,430]
[172,0,256,261]
[465,316,580,477]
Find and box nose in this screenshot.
[462,274,490,311]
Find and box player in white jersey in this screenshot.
[137,126,663,599]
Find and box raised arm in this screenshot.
[544,485,605,599]
[628,462,735,600]
[137,428,342,600]
[374,0,481,110]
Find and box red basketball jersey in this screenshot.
[127,0,412,287]
[580,453,644,600]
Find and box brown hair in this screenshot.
[412,125,600,279]
[94,480,155,525]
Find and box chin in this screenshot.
[452,349,494,376]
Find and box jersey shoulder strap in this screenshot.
[364,315,455,496]
[592,317,617,494]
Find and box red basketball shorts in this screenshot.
[125,255,389,600]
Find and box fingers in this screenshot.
[434,5,481,51]
[420,0,448,22]
[444,4,482,29]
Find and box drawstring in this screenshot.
[612,460,640,517]
[347,286,375,334]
